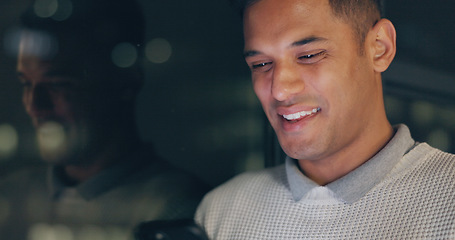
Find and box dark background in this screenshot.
[0,0,454,186]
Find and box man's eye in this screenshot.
[251,62,272,72]
[19,80,31,88]
[298,51,326,64]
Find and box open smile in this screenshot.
[281,107,321,121]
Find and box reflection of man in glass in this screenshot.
[0,0,209,239]
[17,0,145,168]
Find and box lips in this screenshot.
[281,107,321,121]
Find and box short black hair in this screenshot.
[230,0,383,48]
[328,0,383,48]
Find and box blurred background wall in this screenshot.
[0,0,454,187]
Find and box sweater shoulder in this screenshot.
[405,143,455,172]
[383,142,455,190]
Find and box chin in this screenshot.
[280,140,321,161]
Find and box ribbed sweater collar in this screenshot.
[286,124,416,203]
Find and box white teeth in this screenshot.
[282,107,320,120]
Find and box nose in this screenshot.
[23,84,53,118]
[271,62,305,101]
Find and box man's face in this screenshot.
[244,0,382,162]
[17,36,118,165]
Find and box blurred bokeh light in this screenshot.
[111,42,138,68]
[33,0,73,21]
[36,121,66,162]
[145,38,172,64]
[0,124,18,159]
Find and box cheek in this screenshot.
[51,93,78,118]
[252,76,271,102]
[321,72,369,124]
[316,59,360,98]
[22,91,29,106]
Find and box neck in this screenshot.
[299,121,394,186]
[63,129,142,184]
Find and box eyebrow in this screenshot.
[15,69,64,80]
[243,36,327,58]
[291,36,326,47]
[15,68,82,81]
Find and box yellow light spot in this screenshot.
[34,0,58,18]
[0,124,18,159]
[34,0,73,21]
[37,121,65,155]
[28,223,74,240]
[145,38,172,64]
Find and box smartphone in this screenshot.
[134,219,209,240]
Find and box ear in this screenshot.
[368,19,396,73]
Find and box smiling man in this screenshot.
[195,0,455,238]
